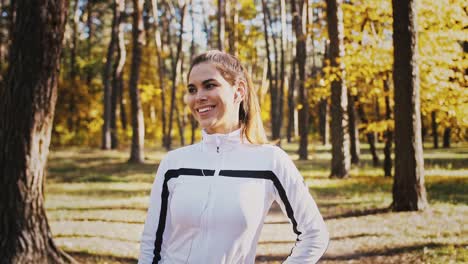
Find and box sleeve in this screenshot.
[271,147,329,264]
[138,156,170,264]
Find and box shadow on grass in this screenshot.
[255,242,466,263]
[324,207,390,220]
[321,242,467,261]
[47,187,150,198]
[47,206,147,211]
[48,161,158,183]
[67,251,137,264]
[56,234,138,243]
[50,217,144,224]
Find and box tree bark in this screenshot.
[383,76,393,177]
[392,0,428,211]
[0,0,74,262]
[326,0,350,177]
[217,0,225,51]
[102,0,119,150]
[319,99,330,145]
[261,0,280,141]
[291,0,309,160]
[128,0,146,163]
[356,99,380,166]
[150,0,168,147]
[167,1,186,150]
[111,0,126,149]
[443,127,451,148]
[431,111,438,149]
[348,94,360,164]
[287,53,297,143]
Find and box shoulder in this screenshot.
[158,143,201,166]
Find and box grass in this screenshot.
[45,142,468,263]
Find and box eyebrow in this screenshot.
[188,78,218,88]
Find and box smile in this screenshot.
[197,105,215,114]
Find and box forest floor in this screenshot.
[45,142,468,264]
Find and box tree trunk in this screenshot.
[348,93,360,164]
[150,0,168,147]
[167,1,186,150]
[326,0,350,177]
[0,0,74,262]
[443,127,451,148]
[392,0,428,211]
[67,0,80,132]
[261,0,280,141]
[431,111,438,149]
[111,0,126,149]
[128,0,146,163]
[383,76,393,177]
[86,0,94,86]
[217,0,225,51]
[356,99,380,166]
[291,0,309,159]
[287,53,297,143]
[319,99,330,145]
[102,0,119,150]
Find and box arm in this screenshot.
[271,148,329,264]
[138,157,169,264]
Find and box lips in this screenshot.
[196,105,216,116]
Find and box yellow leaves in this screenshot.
[362,120,394,134]
[296,104,303,110]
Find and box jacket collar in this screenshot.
[201,128,243,152]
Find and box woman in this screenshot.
[138,50,329,264]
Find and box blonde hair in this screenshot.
[188,50,268,144]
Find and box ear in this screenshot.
[234,80,246,104]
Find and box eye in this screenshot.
[205,83,217,89]
[187,86,197,94]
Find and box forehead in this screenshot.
[188,62,224,84]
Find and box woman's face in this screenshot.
[187,62,244,134]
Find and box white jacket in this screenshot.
[138,129,329,264]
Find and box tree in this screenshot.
[102,0,120,149]
[392,0,428,211]
[326,0,350,178]
[0,0,74,262]
[291,0,309,160]
[128,0,146,163]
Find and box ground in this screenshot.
[45,142,468,263]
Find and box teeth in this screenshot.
[198,106,214,113]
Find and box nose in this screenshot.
[196,89,207,101]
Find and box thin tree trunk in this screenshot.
[392,0,428,211]
[357,100,380,166]
[431,111,438,149]
[217,0,225,51]
[261,0,279,141]
[67,0,80,131]
[86,0,94,86]
[319,99,330,145]
[384,76,393,177]
[102,0,119,150]
[128,0,146,163]
[167,1,186,150]
[443,127,451,148]
[287,53,297,143]
[326,0,350,177]
[150,0,168,147]
[291,0,309,160]
[0,0,74,262]
[348,93,360,164]
[111,0,126,149]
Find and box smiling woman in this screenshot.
[138,50,329,264]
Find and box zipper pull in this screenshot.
[217,146,219,153]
